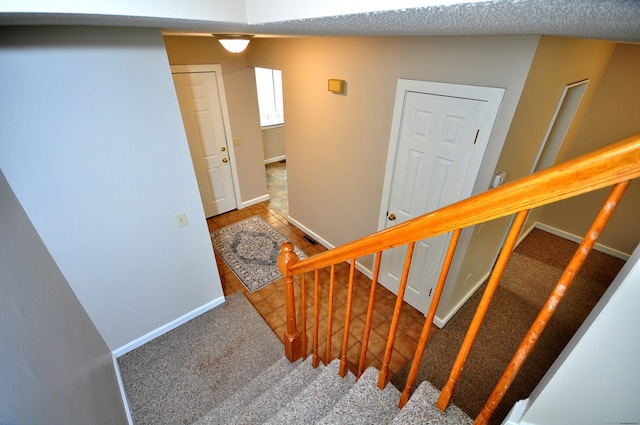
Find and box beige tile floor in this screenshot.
[207,202,437,379]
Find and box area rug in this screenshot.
[211,215,306,292]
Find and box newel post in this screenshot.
[278,242,302,362]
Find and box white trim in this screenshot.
[112,354,134,425]
[515,221,537,249]
[433,270,491,328]
[534,223,630,261]
[287,215,333,250]
[286,215,375,281]
[264,155,286,164]
[112,295,226,357]
[170,64,243,213]
[239,194,270,209]
[502,399,531,425]
[261,123,285,131]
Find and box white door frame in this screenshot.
[170,64,241,213]
[516,78,590,245]
[378,79,505,232]
[376,79,504,315]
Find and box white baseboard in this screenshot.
[286,215,374,280]
[111,295,226,357]
[264,155,286,164]
[534,223,630,261]
[287,215,334,251]
[239,194,270,209]
[433,270,491,328]
[112,354,134,425]
[502,398,531,425]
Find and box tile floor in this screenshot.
[264,161,288,217]
[206,202,436,379]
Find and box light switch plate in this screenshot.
[232,137,241,146]
[175,212,188,227]
[492,170,507,188]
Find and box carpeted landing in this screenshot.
[118,292,472,425]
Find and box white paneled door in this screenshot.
[378,80,504,314]
[172,66,237,217]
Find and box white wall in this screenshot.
[517,246,640,424]
[243,0,485,23]
[0,171,128,425]
[0,26,224,351]
[0,0,246,21]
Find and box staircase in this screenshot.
[194,355,471,425]
[275,134,640,425]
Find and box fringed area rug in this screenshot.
[211,215,307,292]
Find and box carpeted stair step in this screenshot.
[264,358,356,425]
[316,366,401,425]
[192,356,300,425]
[229,356,324,425]
[390,381,473,425]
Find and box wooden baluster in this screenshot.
[278,242,302,362]
[399,229,461,408]
[437,211,528,411]
[339,260,357,377]
[301,272,307,359]
[378,242,416,389]
[326,264,336,364]
[358,251,382,379]
[313,269,320,367]
[474,181,630,425]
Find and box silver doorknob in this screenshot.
[388,213,396,221]
[222,158,228,163]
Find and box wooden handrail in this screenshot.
[473,181,630,425]
[277,132,640,421]
[287,134,640,276]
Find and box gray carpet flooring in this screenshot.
[117,292,283,425]
[117,292,472,425]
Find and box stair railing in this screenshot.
[278,133,640,424]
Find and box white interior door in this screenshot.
[378,80,504,314]
[172,66,237,217]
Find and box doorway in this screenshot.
[377,79,505,314]
[171,64,240,217]
[519,79,590,241]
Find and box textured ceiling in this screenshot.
[2,0,640,43]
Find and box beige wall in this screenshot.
[263,125,286,162]
[538,43,640,256]
[247,35,542,320]
[248,35,538,250]
[164,34,634,323]
[438,36,617,319]
[164,36,268,207]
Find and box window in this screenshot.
[255,67,284,127]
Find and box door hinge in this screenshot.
[473,129,480,145]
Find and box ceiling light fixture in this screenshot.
[214,34,253,53]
